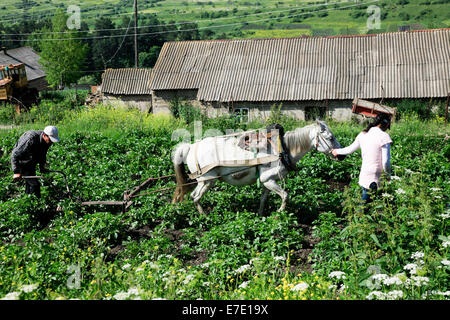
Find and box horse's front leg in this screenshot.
[190,178,215,214]
[262,179,289,212]
[258,186,270,217]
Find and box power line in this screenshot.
[0,1,378,42]
[0,2,324,35]
[0,0,371,38]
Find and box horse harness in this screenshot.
[189,124,296,180]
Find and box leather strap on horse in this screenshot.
[267,123,297,172]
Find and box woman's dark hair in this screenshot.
[363,113,391,132]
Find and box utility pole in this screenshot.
[134,0,138,68]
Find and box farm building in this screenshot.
[149,28,450,121]
[101,68,153,113]
[0,46,49,92]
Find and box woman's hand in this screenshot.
[331,149,339,157]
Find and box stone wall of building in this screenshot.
[102,94,152,113]
[152,89,356,121]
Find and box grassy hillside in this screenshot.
[1,0,449,39]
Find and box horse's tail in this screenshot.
[172,143,194,204]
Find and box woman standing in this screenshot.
[332,113,392,205]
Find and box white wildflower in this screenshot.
[113,288,139,300]
[202,282,210,287]
[135,267,144,272]
[328,271,346,280]
[431,188,441,192]
[411,276,429,287]
[113,291,130,300]
[147,262,160,270]
[19,284,39,293]
[0,292,21,300]
[411,252,424,260]
[183,274,195,285]
[430,290,450,297]
[439,213,450,220]
[386,290,404,300]
[291,282,309,292]
[235,264,251,274]
[176,289,185,295]
[382,193,393,199]
[127,288,139,296]
[403,263,418,275]
[367,291,386,300]
[443,240,450,248]
[274,256,286,261]
[239,281,250,289]
[395,188,406,195]
[383,276,403,286]
[122,263,131,270]
[371,274,389,282]
[441,260,450,267]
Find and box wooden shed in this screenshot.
[101,68,153,112]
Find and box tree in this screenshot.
[37,9,88,89]
[90,17,120,70]
[138,46,161,68]
[177,22,200,41]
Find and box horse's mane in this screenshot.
[283,124,315,156]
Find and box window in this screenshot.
[234,107,249,123]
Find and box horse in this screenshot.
[171,120,345,216]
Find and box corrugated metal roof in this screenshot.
[0,46,46,82]
[101,68,152,95]
[150,29,450,101]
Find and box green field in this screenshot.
[0,95,449,300]
[1,0,449,38]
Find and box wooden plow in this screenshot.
[80,174,178,214]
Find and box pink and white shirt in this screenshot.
[336,127,392,189]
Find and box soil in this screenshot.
[289,223,320,274]
[326,179,349,193]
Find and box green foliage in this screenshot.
[0,95,448,300]
[169,98,205,124]
[36,9,88,88]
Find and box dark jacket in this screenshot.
[11,130,50,174]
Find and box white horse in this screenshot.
[172,120,345,216]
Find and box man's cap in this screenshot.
[43,126,60,143]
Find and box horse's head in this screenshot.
[314,120,346,161]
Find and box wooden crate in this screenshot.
[352,98,396,119]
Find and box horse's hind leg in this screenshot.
[191,179,215,214]
[262,179,289,212]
